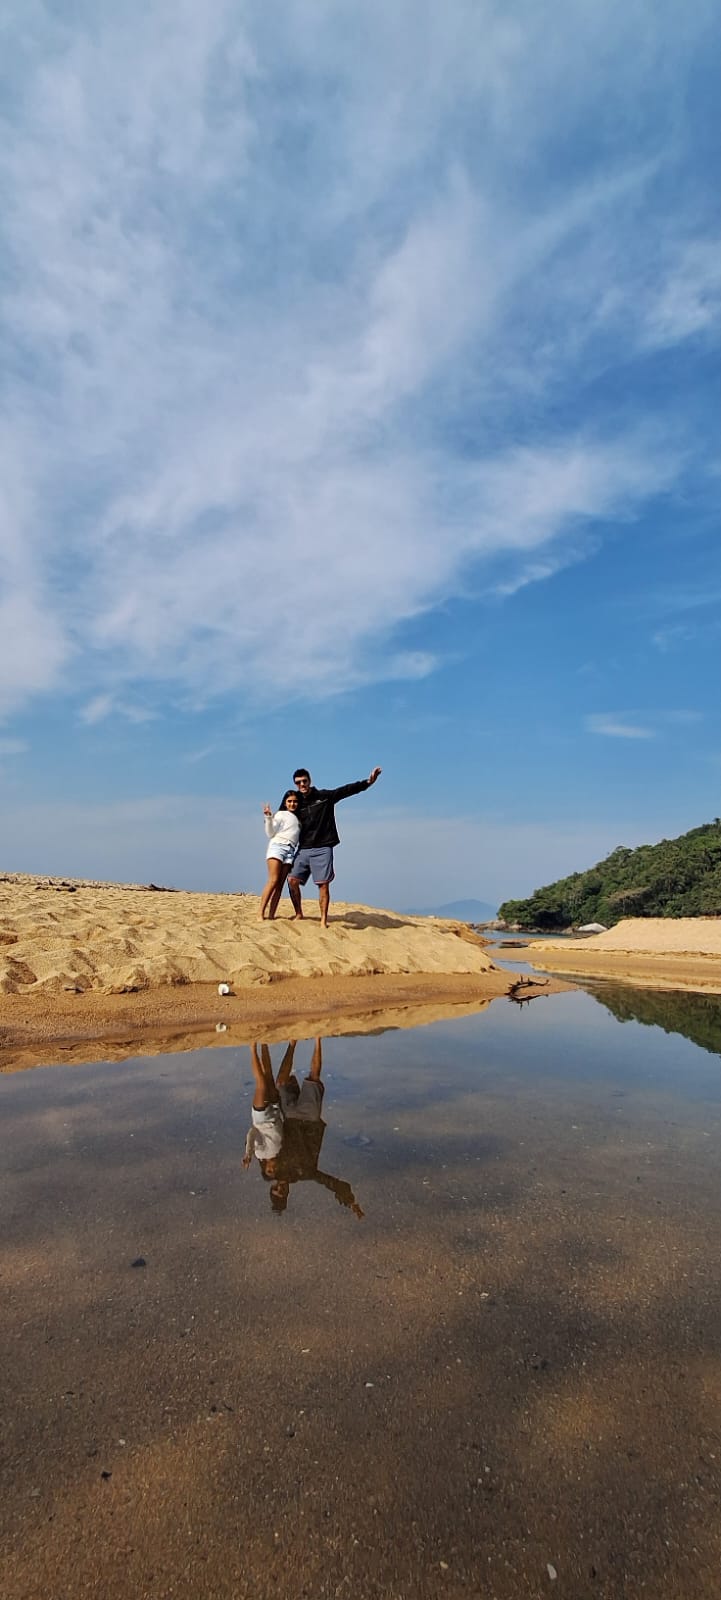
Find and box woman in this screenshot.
[258,789,300,920]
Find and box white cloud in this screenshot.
[652,624,696,652]
[0,739,28,757]
[641,241,721,349]
[493,555,573,599]
[385,652,439,682]
[586,714,655,740]
[79,695,114,726]
[586,709,704,739]
[0,1,716,716]
[78,694,157,726]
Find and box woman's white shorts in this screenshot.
[251,1104,283,1161]
[266,842,297,866]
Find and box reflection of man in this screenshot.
[243,1039,364,1219]
[288,766,382,927]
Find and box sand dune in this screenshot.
[529,917,721,993]
[0,875,501,997]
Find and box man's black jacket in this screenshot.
[296,780,371,849]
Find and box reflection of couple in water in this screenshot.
[243,1038,364,1219]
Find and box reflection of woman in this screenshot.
[242,1042,289,1177]
[259,790,300,921]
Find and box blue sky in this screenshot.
[0,0,719,909]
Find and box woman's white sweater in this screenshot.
[264,809,300,850]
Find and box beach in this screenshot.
[2,884,720,1597]
[0,874,561,1064]
[527,917,721,994]
[3,877,719,1068]
[0,874,508,995]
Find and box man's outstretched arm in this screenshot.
[314,1169,364,1217]
[327,767,382,805]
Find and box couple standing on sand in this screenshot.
[259,764,382,926]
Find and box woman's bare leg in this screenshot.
[259,859,286,920]
[267,863,290,920]
[250,1042,279,1108]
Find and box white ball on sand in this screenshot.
[218,982,230,996]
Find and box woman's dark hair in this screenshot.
[279,788,300,811]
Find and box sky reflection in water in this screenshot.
[2,987,721,1599]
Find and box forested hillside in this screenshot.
[498,821,721,930]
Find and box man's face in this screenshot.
[294,774,311,795]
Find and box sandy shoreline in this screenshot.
[0,874,571,1067]
[528,917,721,994]
[2,877,718,1067]
[0,971,568,1075]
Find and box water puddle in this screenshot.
[2,988,720,1598]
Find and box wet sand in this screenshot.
[0,973,565,1075]
[1,999,720,1600]
[0,971,568,1075]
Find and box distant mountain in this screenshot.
[405,898,497,922]
[498,819,721,930]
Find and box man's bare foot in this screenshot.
[320,919,329,929]
[291,913,304,921]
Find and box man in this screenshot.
[267,1038,364,1218]
[288,764,382,926]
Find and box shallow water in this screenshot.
[1,987,720,1600]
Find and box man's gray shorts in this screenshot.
[290,847,335,886]
[279,1077,325,1121]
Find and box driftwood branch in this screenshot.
[508,976,550,1007]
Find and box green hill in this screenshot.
[498,820,721,930]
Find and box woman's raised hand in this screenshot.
[263,802,272,817]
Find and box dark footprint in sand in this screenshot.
[342,1133,373,1149]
